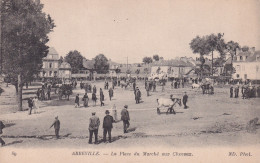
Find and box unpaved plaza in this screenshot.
[0,81,260,148]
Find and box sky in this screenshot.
[41,0,260,63]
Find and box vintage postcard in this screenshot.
[0,0,259,162]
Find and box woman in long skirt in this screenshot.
[32,96,39,114]
[83,93,89,107]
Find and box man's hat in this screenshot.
[124,105,128,108]
[55,116,58,119]
[105,110,110,114]
[184,92,187,93]
[92,112,96,115]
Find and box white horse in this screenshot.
[191,83,201,89]
[156,97,182,114]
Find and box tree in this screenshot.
[241,46,249,52]
[226,41,240,75]
[94,54,109,74]
[64,50,84,73]
[190,36,210,77]
[153,54,159,61]
[1,0,55,111]
[142,57,153,64]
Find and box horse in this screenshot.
[191,83,200,89]
[156,96,182,114]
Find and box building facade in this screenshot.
[39,47,71,79]
[232,47,260,80]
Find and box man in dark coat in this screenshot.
[75,94,80,108]
[100,88,104,106]
[93,85,97,94]
[0,120,5,146]
[103,110,115,143]
[121,105,130,133]
[133,82,136,92]
[108,88,113,101]
[50,116,60,139]
[135,88,141,104]
[89,112,100,144]
[183,92,188,109]
[230,86,233,98]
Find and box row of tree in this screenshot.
[190,33,243,76]
[142,54,163,64]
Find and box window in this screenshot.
[240,56,243,61]
[49,63,52,68]
[236,65,240,71]
[246,56,248,60]
[236,74,239,78]
[244,74,247,80]
[54,71,57,77]
[49,71,52,76]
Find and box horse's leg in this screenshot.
[157,107,161,115]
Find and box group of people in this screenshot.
[27,96,39,115]
[36,83,52,101]
[171,79,185,89]
[49,105,130,144]
[230,85,260,99]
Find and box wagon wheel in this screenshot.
[157,108,161,115]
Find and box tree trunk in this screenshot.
[17,73,23,111]
[231,55,233,76]
[211,51,214,76]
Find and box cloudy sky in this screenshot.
[41,0,260,63]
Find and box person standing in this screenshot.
[92,92,97,106]
[133,82,136,92]
[93,85,97,94]
[100,88,104,106]
[50,116,60,139]
[112,104,118,121]
[0,120,5,146]
[153,80,156,92]
[28,97,34,115]
[108,87,113,101]
[103,110,115,143]
[183,92,188,109]
[32,96,39,114]
[83,93,89,107]
[88,112,100,144]
[75,94,80,108]
[47,85,51,100]
[121,105,130,133]
[146,84,150,96]
[230,86,233,98]
[36,88,40,99]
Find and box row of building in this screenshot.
[39,47,260,81]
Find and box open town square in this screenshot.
[0,0,260,158]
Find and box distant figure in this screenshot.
[108,88,113,101]
[83,93,89,107]
[75,94,80,108]
[93,85,97,94]
[100,88,104,106]
[112,104,118,121]
[0,120,5,146]
[50,116,60,139]
[28,97,34,115]
[153,81,156,92]
[103,110,115,143]
[32,96,39,114]
[121,105,130,133]
[183,92,188,109]
[235,86,239,98]
[36,88,40,99]
[146,84,150,96]
[230,86,233,98]
[92,92,97,106]
[133,82,136,92]
[88,112,100,144]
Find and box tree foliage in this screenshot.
[142,57,153,64]
[94,54,109,74]
[153,54,159,61]
[1,0,55,110]
[64,50,85,73]
[241,46,249,52]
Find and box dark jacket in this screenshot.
[0,121,5,134]
[183,95,188,103]
[109,88,113,97]
[28,98,33,107]
[103,115,115,128]
[75,95,79,103]
[121,108,130,121]
[50,119,60,129]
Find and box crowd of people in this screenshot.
[230,84,260,99]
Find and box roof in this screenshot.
[151,59,194,67]
[246,51,260,62]
[83,59,95,69]
[59,62,71,69]
[48,47,59,55]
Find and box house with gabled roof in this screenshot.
[232,47,260,80]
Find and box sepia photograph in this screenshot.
[0,0,260,162]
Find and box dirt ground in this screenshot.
[0,81,260,148]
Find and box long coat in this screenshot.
[121,108,130,121]
[103,115,114,128]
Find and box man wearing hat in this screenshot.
[50,116,60,139]
[121,105,130,133]
[183,92,188,109]
[135,88,141,104]
[103,110,115,143]
[89,112,100,144]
